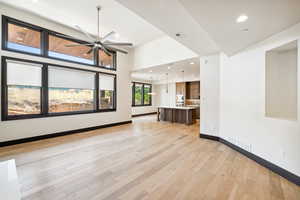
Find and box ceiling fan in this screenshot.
[57,6,133,56]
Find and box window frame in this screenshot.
[132,82,152,107]
[98,74,117,110]
[2,15,117,71]
[1,56,117,121]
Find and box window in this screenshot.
[7,22,41,54]
[132,82,152,106]
[48,66,95,113]
[1,57,117,121]
[98,49,115,69]
[99,74,115,109]
[5,60,42,116]
[2,16,117,70]
[48,34,94,65]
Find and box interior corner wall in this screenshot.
[199,54,220,137]
[0,4,133,143]
[219,23,300,176]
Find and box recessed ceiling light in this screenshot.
[149,70,153,73]
[190,62,195,65]
[236,15,248,23]
[167,66,171,70]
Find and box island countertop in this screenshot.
[157,106,199,110]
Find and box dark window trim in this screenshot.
[132,82,152,107]
[1,15,117,71]
[1,56,117,121]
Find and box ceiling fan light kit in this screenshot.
[62,5,133,55]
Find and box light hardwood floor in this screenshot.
[0,115,299,200]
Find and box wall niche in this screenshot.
[265,40,298,120]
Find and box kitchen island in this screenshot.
[157,106,198,125]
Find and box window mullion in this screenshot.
[133,82,136,106]
[142,84,145,106]
[42,31,49,57]
[94,47,99,66]
[1,57,8,120]
[95,73,99,111]
[113,76,116,109]
[41,65,49,115]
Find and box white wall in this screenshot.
[219,23,300,176]
[154,83,176,107]
[132,106,157,115]
[266,48,298,120]
[199,54,220,137]
[0,4,133,142]
[133,36,198,70]
[153,72,200,85]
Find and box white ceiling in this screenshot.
[116,0,219,56]
[131,57,200,84]
[2,0,300,56]
[116,0,300,56]
[179,0,300,56]
[0,0,164,46]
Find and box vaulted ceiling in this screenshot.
[2,0,300,56]
[116,0,300,56]
[0,0,164,46]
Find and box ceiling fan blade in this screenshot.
[101,31,115,42]
[103,41,133,46]
[75,25,97,42]
[86,47,95,54]
[100,47,112,57]
[65,43,94,47]
[104,45,128,54]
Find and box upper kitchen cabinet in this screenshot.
[186,81,200,99]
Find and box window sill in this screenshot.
[132,105,152,107]
[2,109,117,121]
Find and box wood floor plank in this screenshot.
[0,116,299,200]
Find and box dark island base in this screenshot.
[157,107,197,125]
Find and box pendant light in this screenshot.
[148,76,156,95]
[166,73,169,93]
[181,70,185,95]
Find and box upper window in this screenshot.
[132,82,152,106]
[99,74,116,110]
[98,49,115,69]
[2,16,116,70]
[48,66,96,113]
[7,22,42,54]
[48,34,94,65]
[6,60,42,116]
